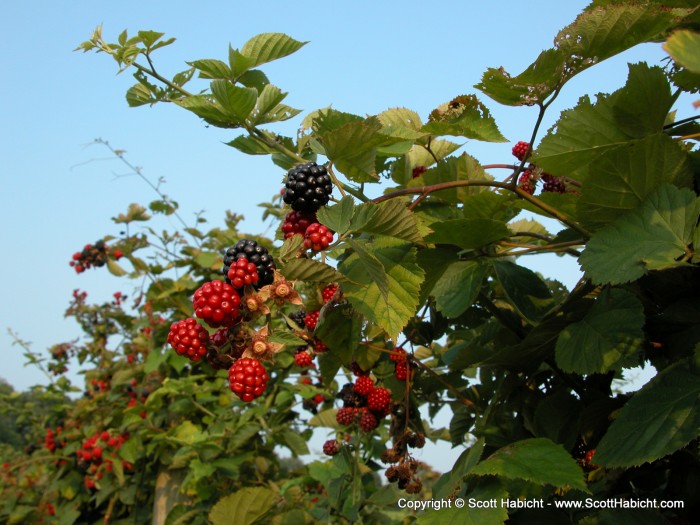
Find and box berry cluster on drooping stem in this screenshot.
[69,239,123,273]
[75,430,132,490]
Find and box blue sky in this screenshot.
[1,1,691,393]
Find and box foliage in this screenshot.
[3,2,700,524]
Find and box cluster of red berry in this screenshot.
[167,241,292,403]
[390,348,413,381]
[125,378,148,418]
[75,430,132,489]
[281,210,335,252]
[88,377,110,396]
[336,377,392,432]
[44,426,66,453]
[69,240,123,273]
[512,141,572,195]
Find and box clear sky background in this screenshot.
[1,1,691,395]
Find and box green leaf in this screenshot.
[664,30,700,73]
[470,438,587,491]
[555,289,645,374]
[316,303,363,362]
[317,195,355,235]
[391,140,461,184]
[307,107,364,135]
[377,107,426,140]
[595,363,700,468]
[433,438,485,500]
[107,259,127,276]
[126,82,155,107]
[426,219,510,249]
[556,5,679,65]
[609,64,673,139]
[171,420,206,445]
[423,94,507,142]
[226,135,274,155]
[580,184,700,285]
[249,84,300,125]
[346,239,390,301]
[113,203,151,223]
[321,118,388,182]
[280,258,347,284]
[236,33,307,75]
[209,487,276,525]
[175,95,234,128]
[188,59,232,79]
[280,430,309,456]
[278,234,305,264]
[268,331,307,348]
[237,69,270,90]
[478,4,683,106]
[317,353,344,388]
[535,64,675,180]
[416,245,460,304]
[407,153,494,204]
[417,481,508,525]
[578,134,693,230]
[338,236,424,338]
[209,80,257,122]
[432,261,488,318]
[350,198,423,243]
[308,409,340,428]
[492,261,553,324]
[477,48,566,106]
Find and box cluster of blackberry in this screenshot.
[222,239,276,287]
[381,431,426,494]
[281,162,336,252]
[282,162,333,212]
[69,240,123,273]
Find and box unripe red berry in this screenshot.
[304,223,334,252]
[294,350,313,368]
[354,376,374,396]
[323,439,340,456]
[304,310,320,331]
[226,257,259,289]
[359,408,379,432]
[322,284,339,303]
[394,361,411,381]
[367,387,391,414]
[281,210,316,239]
[193,280,240,328]
[518,169,536,195]
[336,406,358,426]
[512,141,530,161]
[228,358,268,402]
[167,318,209,361]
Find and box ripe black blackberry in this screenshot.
[288,310,306,329]
[282,162,333,213]
[223,239,276,287]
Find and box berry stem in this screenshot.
[326,164,347,198]
[247,127,308,164]
[494,239,584,257]
[373,180,592,239]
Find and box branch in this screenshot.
[373,180,592,239]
